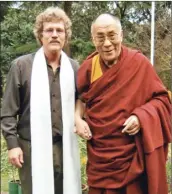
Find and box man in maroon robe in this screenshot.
[75,14,172,194]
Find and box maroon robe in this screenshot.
[77,46,172,194]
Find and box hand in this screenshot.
[74,118,92,140]
[122,115,140,135]
[8,147,24,168]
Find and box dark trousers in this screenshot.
[18,138,63,194]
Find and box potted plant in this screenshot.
[8,165,22,194]
[1,137,22,194]
[18,183,22,194]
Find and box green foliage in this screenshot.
[1,1,170,81]
[71,39,95,63]
[1,174,9,192]
[1,46,15,92]
[78,137,87,185]
[1,8,34,46]
[1,137,10,173]
[71,2,112,41]
[166,158,172,187]
[166,144,172,192]
[158,70,171,90]
[11,42,39,57]
[0,1,14,22]
[1,138,19,192]
[1,42,39,91]
[1,137,18,181]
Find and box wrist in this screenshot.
[75,115,83,124]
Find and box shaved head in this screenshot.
[90,13,123,66]
[91,14,122,35]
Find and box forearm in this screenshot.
[1,98,19,149]
[1,61,21,150]
[75,99,92,139]
[1,117,19,150]
[75,99,86,121]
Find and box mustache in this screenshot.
[50,40,60,43]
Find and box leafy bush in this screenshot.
[158,69,171,90]
[70,39,95,64]
[78,137,88,185]
[1,137,18,181]
[11,42,38,57]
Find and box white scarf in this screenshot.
[31,47,81,194]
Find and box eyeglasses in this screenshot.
[43,28,65,36]
[94,33,119,45]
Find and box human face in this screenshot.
[92,19,123,66]
[41,21,66,54]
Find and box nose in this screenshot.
[103,37,112,47]
[52,30,58,37]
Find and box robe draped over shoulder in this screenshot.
[77,46,172,194]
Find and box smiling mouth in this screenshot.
[104,50,114,53]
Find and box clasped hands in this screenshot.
[74,115,140,140]
[74,118,92,140]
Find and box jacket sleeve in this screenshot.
[1,61,21,150]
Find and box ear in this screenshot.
[91,35,95,45]
[39,35,43,45]
[120,30,123,42]
[37,38,43,46]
